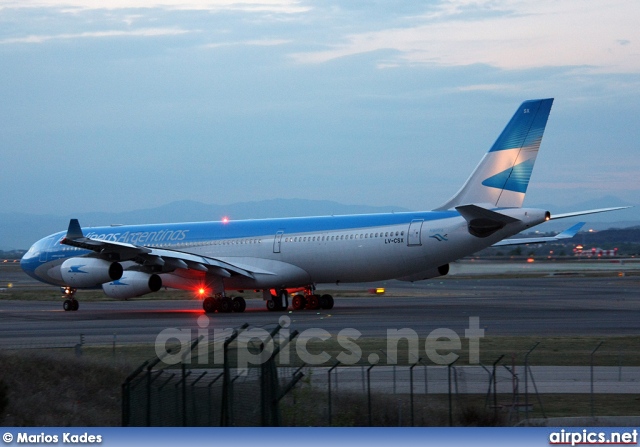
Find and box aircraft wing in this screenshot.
[492,222,585,247]
[60,219,259,279]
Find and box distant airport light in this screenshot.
[527,258,535,263]
[368,288,385,294]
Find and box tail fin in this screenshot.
[435,98,554,210]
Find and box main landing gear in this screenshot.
[267,288,334,312]
[290,293,334,311]
[61,287,79,312]
[203,295,246,314]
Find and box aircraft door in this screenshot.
[407,219,424,246]
[273,230,284,253]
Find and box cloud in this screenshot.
[290,0,639,74]
[203,38,291,49]
[0,0,309,13]
[0,28,192,44]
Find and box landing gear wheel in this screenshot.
[306,294,320,310]
[232,296,246,313]
[63,299,72,311]
[292,295,306,310]
[71,299,79,311]
[320,294,334,310]
[219,297,233,313]
[203,296,216,313]
[266,299,278,311]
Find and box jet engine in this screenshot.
[102,271,162,299]
[396,264,450,282]
[60,257,123,288]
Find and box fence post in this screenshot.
[367,364,375,426]
[410,357,421,427]
[524,342,539,424]
[448,358,458,427]
[492,354,504,420]
[328,361,340,426]
[145,357,164,426]
[221,323,248,427]
[591,341,603,418]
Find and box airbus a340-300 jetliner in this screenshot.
[20,99,627,313]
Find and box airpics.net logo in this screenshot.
[153,316,485,368]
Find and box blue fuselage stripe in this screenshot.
[50,211,459,245]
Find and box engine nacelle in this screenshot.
[61,257,123,288]
[396,264,450,282]
[102,271,162,300]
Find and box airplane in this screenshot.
[20,98,628,313]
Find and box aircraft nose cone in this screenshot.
[20,250,30,271]
[20,247,38,277]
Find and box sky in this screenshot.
[1,0,639,216]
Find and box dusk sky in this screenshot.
[1,0,639,216]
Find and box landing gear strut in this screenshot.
[203,295,246,314]
[61,287,79,312]
[266,289,288,312]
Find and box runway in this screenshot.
[1,276,639,347]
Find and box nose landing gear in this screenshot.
[61,287,79,311]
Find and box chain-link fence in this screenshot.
[120,329,640,427]
[122,322,303,426]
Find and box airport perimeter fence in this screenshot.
[121,323,304,427]
[118,331,640,426]
[0,329,637,426]
[278,359,640,427]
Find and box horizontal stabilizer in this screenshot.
[456,204,520,238]
[550,207,631,220]
[493,222,585,247]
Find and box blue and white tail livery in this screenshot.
[20,99,629,313]
[437,99,553,210]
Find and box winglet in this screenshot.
[65,219,84,240]
[555,222,585,239]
